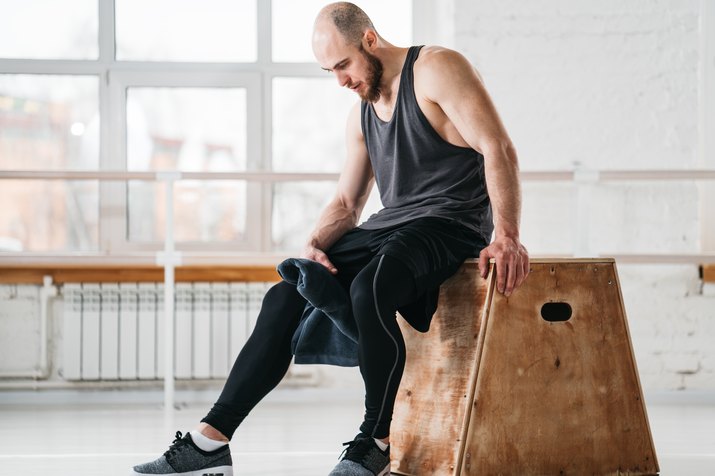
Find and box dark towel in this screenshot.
[277,258,440,367]
[277,258,359,367]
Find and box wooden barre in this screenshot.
[0,265,281,284]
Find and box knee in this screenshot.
[253,281,304,328]
[349,273,376,324]
[350,271,400,332]
[265,280,300,303]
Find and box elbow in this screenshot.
[335,194,362,223]
[481,139,519,168]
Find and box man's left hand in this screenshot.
[478,236,529,297]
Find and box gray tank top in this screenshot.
[359,45,493,242]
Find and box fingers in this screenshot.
[315,251,338,275]
[496,254,507,294]
[504,255,518,296]
[301,246,338,274]
[478,248,490,278]
[488,242,530,296]
[521,251,530,285]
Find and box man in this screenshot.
[131,2,529,476]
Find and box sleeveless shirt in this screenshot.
[359,45,494,243]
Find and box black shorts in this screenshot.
[326,216,489,297]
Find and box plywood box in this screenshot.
[391,258,659,476]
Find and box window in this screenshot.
[125,85,250,245]
[0,1,414,254]
[115,0,257,62]
[0,75,99,252]
[0,0,98,60]
[272,0,412,62]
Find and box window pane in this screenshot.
[116,0,256,62]
[272,0,412,62]
[272,181,336,251]
[126,87,247,171]
[0,180,98,252]
[0,0,97,59]
[272,78,356,172]
[0,74,99,170]
[127,180,247,242]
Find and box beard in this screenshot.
[357,45,384,103]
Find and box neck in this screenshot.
[373,43,410,103]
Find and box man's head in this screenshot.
[312,2,384,102]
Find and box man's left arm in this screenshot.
[417,48,529,296]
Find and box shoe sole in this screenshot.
[129,465,233,476]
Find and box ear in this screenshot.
[363,29,378,50]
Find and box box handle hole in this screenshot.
[541,302,572,322]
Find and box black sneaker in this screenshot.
[328,433,391,476]
[130,431,233,476]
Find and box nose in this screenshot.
[335,71,350,88]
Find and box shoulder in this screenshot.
[414,46,476,78]
[414,46,483,102]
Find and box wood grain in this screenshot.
[391,262,488,476]
[461,261,659,475]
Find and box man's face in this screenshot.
[313,28,384,102]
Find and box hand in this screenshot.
[478,235,529,297]
[301,245,338,275]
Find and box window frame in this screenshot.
[0,0,421,256]
[106,70,263,253]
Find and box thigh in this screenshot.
[376,217,489,295]
[350,254,418,312]
[325,227,378,290]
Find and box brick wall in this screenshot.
[453,0,714,390]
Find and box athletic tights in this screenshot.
[201,254,416,440]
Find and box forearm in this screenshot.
[483,142,522,239]
[305,196,359,251]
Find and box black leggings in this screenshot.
[201,254,416,440]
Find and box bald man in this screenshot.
[131,2,528,476]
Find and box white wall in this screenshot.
[452,0,714,390]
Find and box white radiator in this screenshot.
[61,282,272,381]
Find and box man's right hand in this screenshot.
[301,245,338,275]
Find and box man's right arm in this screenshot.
[301,102,374,274]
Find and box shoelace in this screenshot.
[338,435,372,461]
[163,430,189,460]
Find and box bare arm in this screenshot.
[300,101,374,274]
[417,47,529,295]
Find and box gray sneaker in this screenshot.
[329,433,391,476]
[130,431,233,476]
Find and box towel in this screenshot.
[277,258,439,367]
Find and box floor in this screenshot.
[0,388,713,475]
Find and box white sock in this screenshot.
[373,437,389,451]
[190,430,228,452]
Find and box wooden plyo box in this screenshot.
[391,258,659,476]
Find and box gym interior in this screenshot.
[1,1,714,474]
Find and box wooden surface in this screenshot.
[391,262,488,476]
[462,261,659,475]
[0,265,281,284]
[702,264,715,283]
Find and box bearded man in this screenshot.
[131,3,528,475]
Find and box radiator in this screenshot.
[61,282,273,381]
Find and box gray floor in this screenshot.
[0,389,713,475]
